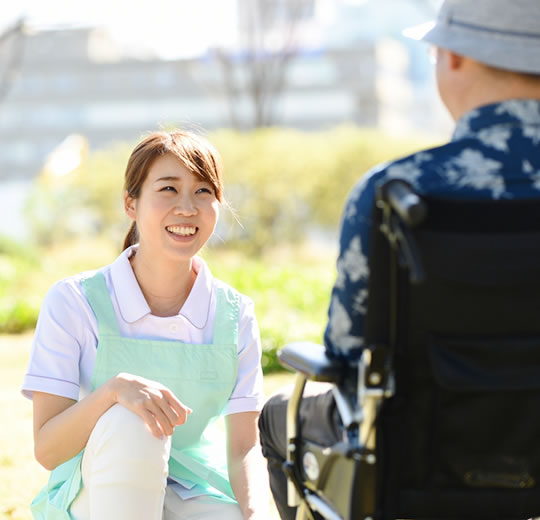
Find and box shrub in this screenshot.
[204,246,335,374]
[0,299,40,333]
[24,127,437,252]
[0,235,41,333]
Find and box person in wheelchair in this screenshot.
[259,0,540,519]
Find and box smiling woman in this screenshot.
[122,131,224,251]
[22,130,269,520]
[123,148,221,310]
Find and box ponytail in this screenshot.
[123,222,138,251]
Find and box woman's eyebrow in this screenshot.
[154,175,211,185]
[154,175,181,183]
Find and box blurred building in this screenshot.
[0,31,381,183]
[0,0,449,237]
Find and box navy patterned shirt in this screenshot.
[324,99,540,361]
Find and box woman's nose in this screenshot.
[173,195,197,216]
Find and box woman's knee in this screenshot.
[89,403,171,461]
[75,404,170,515]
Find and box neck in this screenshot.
[129,246,196,317]
[450,67,540,121]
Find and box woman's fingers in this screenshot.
[146,399,176,437]
[162,389,192,426]
[139,407,166,439]
[112,374,193,437]
[148,387,190,431]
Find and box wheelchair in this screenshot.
[278,179,540,520]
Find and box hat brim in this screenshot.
[402,20,436,41]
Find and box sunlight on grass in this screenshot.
[0,334,48,520]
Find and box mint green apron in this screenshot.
[31,272,239,519]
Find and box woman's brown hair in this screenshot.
[122,130,224,251]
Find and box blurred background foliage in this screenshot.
[25,126,433,250]
[8,126,436,372]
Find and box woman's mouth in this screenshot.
[165,225,197,237]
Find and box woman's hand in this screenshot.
[108,373,192,439]
[33,374,191,470]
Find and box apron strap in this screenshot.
[213,287,240,346]
[81,272,121,337]
[170,447,236,500]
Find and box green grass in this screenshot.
[0,333,47,519]
[0,333,297,519]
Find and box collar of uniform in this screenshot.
[453,99,540,141]
[180,255,213,329]
[110,245,213,328]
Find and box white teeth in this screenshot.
[166,225,197,236]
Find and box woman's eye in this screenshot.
[160,186,177,192]
[196,187,212,194]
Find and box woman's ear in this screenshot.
[124,191,136,221]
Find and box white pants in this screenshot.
[70,404,242,520]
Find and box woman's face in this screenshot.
[125,153,219,262]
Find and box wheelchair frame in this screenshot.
[279,179,425,520]
[279,179,540,520]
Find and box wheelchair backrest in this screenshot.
[366,186,540,520]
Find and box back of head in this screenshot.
[407,0,540,75]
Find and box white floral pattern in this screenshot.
[327,296,364,353]
[496,100,540,125]
[453,108,480,140]
[477,127,512,152]
[352,288,368,315]
[335,236,369,290]
[413,152,434,164]
[343,185,362,220]
[343,237,369,281]
[449,150,505,198]
[524,126,540,145]
[386,160,423,185]
[326,100,540,361]
[524,160,540,190]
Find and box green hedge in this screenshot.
[25,126,436,252]
[0,236,41,333]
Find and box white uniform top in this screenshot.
[22,245,266,416]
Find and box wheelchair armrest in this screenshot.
[278,342,345,383]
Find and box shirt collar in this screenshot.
[110,245,213,328]
[453,99,540,141]
[180,256,213,329]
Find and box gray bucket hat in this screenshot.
[404,0,540,74]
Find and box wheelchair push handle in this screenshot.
[379,179,427,227]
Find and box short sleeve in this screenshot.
[222,297,265,415]
[21,277,98,400]
[324,166,386,361]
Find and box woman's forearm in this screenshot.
[34,373,189,471]
[33,381,116,470]
[228,445,270,520]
